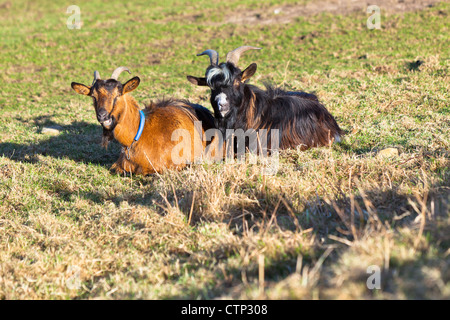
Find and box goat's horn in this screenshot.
[197,49,219,66]
[226,46,261,66]
[110,66,131,80]
[92,70,101,85]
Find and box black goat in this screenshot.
[187,46,343,151]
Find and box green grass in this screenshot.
[0,0,449,299]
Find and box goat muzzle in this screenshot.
[97,109,114,129]
[101,118,113,127]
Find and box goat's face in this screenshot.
[71,76,140,130]
[188,62,257,118]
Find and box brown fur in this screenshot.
[110,98,210,175]
[71,77,216,175]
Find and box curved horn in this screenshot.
[92,70,101,85]
[110,66,131,80]
[226,46,261,66]
[197,49,219,66]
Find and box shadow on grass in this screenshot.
[42,152,449,299]
[53,167,449,239]
[406,59,424,72]
[162,184,449,299]
[0,115,120,166]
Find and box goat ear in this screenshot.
[187,76,207,86]
[241,63,257,82]
[71,82,91,95]
[123,76,140,94]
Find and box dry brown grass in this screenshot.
[0,143,448,299]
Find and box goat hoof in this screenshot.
[110,163,123,174]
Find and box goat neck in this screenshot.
[111,94,142,148]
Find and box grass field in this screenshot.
[0,0,449,299]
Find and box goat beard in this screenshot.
[102,127,114,149]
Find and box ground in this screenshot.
[0,0,448,299]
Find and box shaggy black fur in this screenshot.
[191,62,343,151]
[223,84,343,150]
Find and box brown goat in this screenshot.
[71,67,216,175]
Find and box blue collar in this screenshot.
[134,110,145,142]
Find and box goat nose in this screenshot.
[218,99,229,110]
[218,101,229,110]
[215,93,229,110]
[98,109,108,120]
[217,101,230,118]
